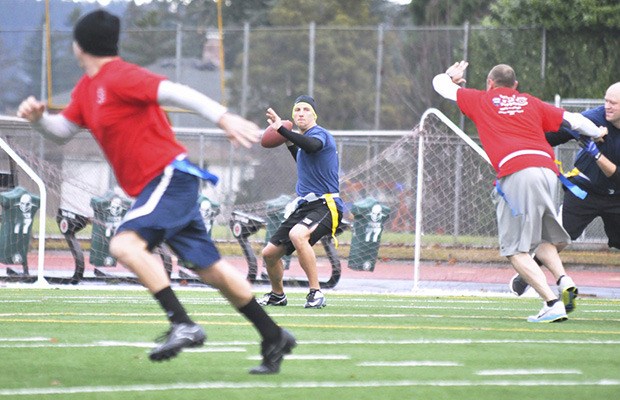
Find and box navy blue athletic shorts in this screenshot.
[562,189,620,249]
[117,166,221,269]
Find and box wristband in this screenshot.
[594,152,602,160]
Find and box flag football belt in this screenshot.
[171,154,219,185]
[497,150,587,201]
[284,192,340,247]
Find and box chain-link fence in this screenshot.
[0,106,609,283]
[1,23,558,130]
[0,20,613,286]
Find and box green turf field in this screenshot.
[1,288,619,399]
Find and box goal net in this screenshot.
[0,111,604,291]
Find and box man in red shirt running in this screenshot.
[17,9,294,374]
[433,61,606,322]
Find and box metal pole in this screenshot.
[173,23,182,126]
[217,0,227,105]
[460,21,469,131]
[412,126,425,292]
[541,27,546,80]
[175,23,182,83]
[240,22,250,117]
[453,144,462,238]
[40,23,47,161]
[308,21,315,96]
[452,21,470,240]
[40,23,46,102]
[373,24,384,130]
[44,0,52,107]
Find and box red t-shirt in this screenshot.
[456,87,564,178]
[62,59,186,196]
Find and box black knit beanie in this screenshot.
[295,94,316,112]
[73,9,120,56]
[294,95,318,116]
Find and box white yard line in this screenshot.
[0,337,50,342]
[476,369,582,376]
[1,379,618,397]
[247,355,350,360]
[2,338,620,348]
[358,361,461,367]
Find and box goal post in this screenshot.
[415,108,491,291]
[0,116,48,286]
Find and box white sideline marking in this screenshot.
[184,347,246,353]
[299,339,620,345]
[0,300,40,303]
[0,341,246,352]
[476,369,582,376]
[358,361,461,367]
[96,341,246,353]
[247,355,350,360]
[0,312,411,318]
[2,338,620,348]
[0,379,618,396]
[3,310,620,322]
[0,337,50,342]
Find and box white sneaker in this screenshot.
[557,275,578,313]
[527,301,568,323]
[304,289,326,309]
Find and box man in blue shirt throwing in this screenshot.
[258,95,343,309]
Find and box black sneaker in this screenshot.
[249,329,296,374]
[509,274,530,296]
[149,322,206,361]
[257,292,288,306]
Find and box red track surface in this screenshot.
[10,252,620,289]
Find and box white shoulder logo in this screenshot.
[96,87,106,105]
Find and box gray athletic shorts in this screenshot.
[493,167,571,257]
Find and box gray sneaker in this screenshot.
[304,289,326,309]
[149,323,206,361]
[509,274,530,296]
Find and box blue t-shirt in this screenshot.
[572,106,620,195]
[295,125,344,210]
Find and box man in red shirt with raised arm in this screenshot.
[433,61,606,322]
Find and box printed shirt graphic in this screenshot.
[493,93,529,116]
[62,59,186,196]
[457,87,564,179]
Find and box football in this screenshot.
[261,120,293,148]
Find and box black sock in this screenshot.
[239,297,281,342]
[153,286,193,325]
[546,299,559,307]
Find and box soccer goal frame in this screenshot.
[414,108,490,291]
[0,116,48,286]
